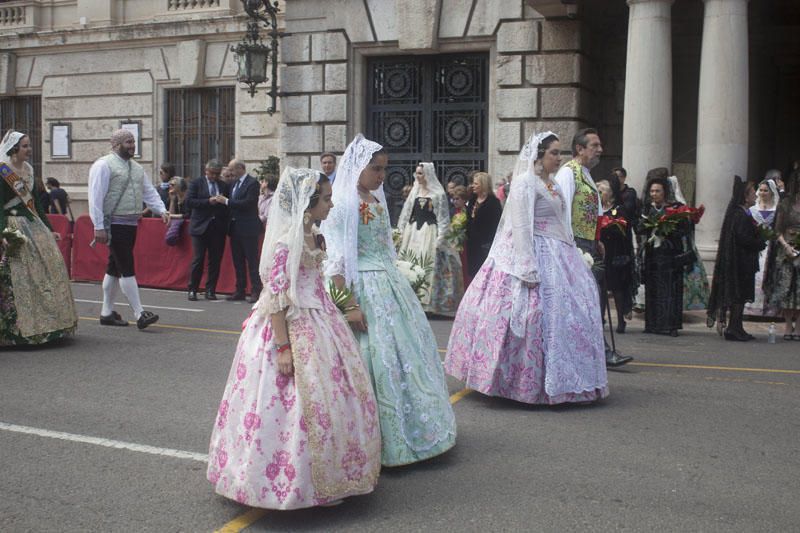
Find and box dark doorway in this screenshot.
[367,53,488,222]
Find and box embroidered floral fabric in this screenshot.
[207,241,381,509]
[445,180,608,404]
[355,202,456,465]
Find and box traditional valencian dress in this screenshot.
[0,154,77,345]
[445,133,607,405]
[745,180,780,317]
[396,163,463,315]
[322,134,456,467]
[207,168,381,509]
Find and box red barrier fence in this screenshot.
[65,214,259,294]
[47,214,72,277]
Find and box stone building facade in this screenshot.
[0,0,280,210]
[1,0,799,262]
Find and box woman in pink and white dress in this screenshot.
[207,167,381,510]
[445,132,608,405]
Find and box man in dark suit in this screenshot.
[221,159,264,303]
[185,159,229,301]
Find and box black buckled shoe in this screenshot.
[137,310,159,330]
[188,290,198,301]
[205,290,218,301]
[100,311,128,327]
[226,292,246,302]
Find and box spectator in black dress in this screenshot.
[465,171,502,278]
[707,176,765,341]
[597,174,635,333]
[45,178,69,216]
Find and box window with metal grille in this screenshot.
[165,87,235,180]
[0,95,42,178]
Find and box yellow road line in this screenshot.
[79,316,240,336]
[630,362,800,375]
[213,508,268,533]
[449,388,472,404]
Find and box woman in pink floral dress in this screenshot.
[445,132,608,405]
[207,168,381,509]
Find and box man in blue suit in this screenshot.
[185,159,229,301]
[221,159,264,302]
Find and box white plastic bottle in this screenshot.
[768,323,776,344]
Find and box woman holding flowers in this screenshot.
[396,162,463,315]
[706,176,766,341]
[639,173,691,336]
[765,170,800,340]
[596,175,635,333]
[445,132,607,405]
[321,134,456,466]
[744,178,780,317]
[0,130,77,345]
[207,168,381,509]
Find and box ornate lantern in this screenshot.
[232,0,281,114]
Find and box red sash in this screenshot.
[0,162,38,218]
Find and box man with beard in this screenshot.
[555,128,633,367]
[88,129,169,329]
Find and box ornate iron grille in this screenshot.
[367,54,488,223]
[166,87,235,180]
[0,96,42,179]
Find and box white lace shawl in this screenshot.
[321,133,391,286]
[256,167,323,320]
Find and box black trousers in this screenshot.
[106,224,137,278]
[230,231,263,295]
[189,223,226,292]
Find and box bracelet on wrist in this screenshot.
[276,342,291,353]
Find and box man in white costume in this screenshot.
[88,129,168,330]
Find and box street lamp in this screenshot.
[232,0,281,114]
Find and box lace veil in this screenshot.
[667,176,687,205]
[396,162,450,246]
[488,131,557,283]
[257,166,323,319]
[321,133,389,285]
[0,130,24,157]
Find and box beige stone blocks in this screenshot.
[497,20,539,53]
[176,39,206,87]
[496,55,522,87]
[311,94,346,122]
[540,87,586,118]
[281,125,323,154]
[496,88,538,119]
[468,0,522,36]
[43,72,153,98]
[325,63,347,91]
[312,32,347,62]
[280,65,323,93]
[324,125,347,153]
[0,52,15,95]
[43,94,152,118]
[282,34,311,64]
[541,20,580,51]
[525,54,581,85]
[238,114,279,138]
[238,137,280,160]
[494,121,523,152]
[281,95,310,123]
[397,0,440,51]
[524,120,584,147]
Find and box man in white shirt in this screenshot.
[88,129,169,330]
[554,128,633,368]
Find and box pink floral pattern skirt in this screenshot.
[445,235,608,405]
[207,307,381,509]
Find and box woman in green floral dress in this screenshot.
[322,134,456,466]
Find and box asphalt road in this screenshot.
[1,282,798,532]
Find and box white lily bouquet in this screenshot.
[396,250,432,301]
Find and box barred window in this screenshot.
[0,96,42,178]
[165,87,235,179]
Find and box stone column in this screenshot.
[694,0,749,260]
[621,0,674,194]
